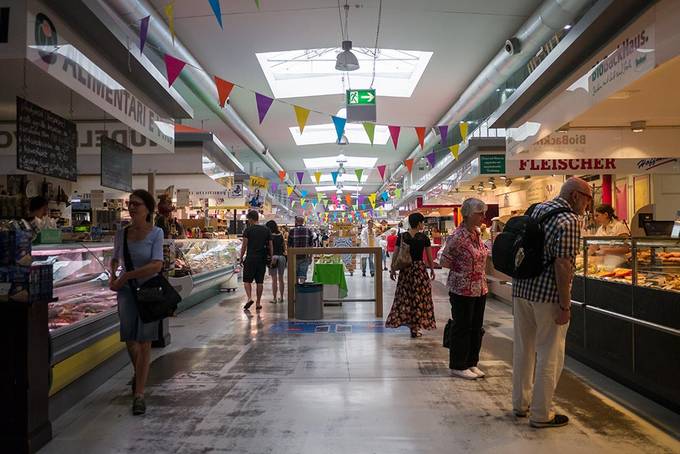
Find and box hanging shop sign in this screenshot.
[248,175,269,209]
[100,136,132,192]
[176,189,190,207]
[16,97,77,181]
[347,89,376,122]
[24,6,175,152]
[479,154,506,174]
[506,157,680,176]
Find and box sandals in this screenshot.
[243,301,254,311]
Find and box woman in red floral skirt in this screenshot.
[386,212,437,337]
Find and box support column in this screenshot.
[147,172,155,196]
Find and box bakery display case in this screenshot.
[569,236,680,413]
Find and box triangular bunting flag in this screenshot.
[361,204,366,210]
[368,193,377,208]
[214,76,234,108]
[300,198,306,207]
[353,204,358,211]
[291,200,296,208]
[300,189,308,198]
[322,199,329,207]
[312,199,318,207]
[294,106,310,133]
[381,191,389,202]
[164,3,175,44]
[395,188,402,199]
[254,0,260,9]
[388,125,401,150]
[164,54,186,87]
[317,193,323,203]
[376,164,387,180]
[331,116,347,143]
[459,122,469,142]
[278,170,286,182]
[331,171,339,185]
[363,123,375,145]
[208,0,223,29]
[296,171,304,184]
[345,194,352,206]
[438,125,448,145]
[314,171,322,184]
[286,185,294,197]
[255,93,274,124]
[415,126,426,150]
[271,182,278,192]
[426,151,436,168]
[449,144,460,160]
[404,158,414,173]
[354,169,363,182]
[139,16,150,54]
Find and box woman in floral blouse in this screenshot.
[440,198,489,380]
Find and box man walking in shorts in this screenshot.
[240,210,273,312]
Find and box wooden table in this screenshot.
[287,247,383,319]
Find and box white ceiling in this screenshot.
[152,0,542,193]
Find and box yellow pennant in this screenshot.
[368,193,377,208]
[287,185,294,197]
[449,144,460,160]
[314,171,322,184]
[459,122,469,143]
[294,105,311,133]
[164,3,175,44]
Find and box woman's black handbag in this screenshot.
[123,228,181,323]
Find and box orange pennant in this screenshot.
[404,158,414,173]
[345,194,352,206]
[415,127,426,150]
[214,76,234,108]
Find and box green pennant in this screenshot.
[353,204,358,211]
[395,188,402,199]
[354,169,363,182]
[363,123,375,145]
[254,0,260,10]
[322,199,329,207]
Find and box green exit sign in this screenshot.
[347,89,376,106]
[479,154,506,174]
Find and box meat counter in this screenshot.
[570,236,680,413]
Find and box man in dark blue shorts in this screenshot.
[240,210,273,312]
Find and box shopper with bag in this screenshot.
[109,189,165,416]
[266,220,287,304]
[440,198,489,380]
[386,212,437,338]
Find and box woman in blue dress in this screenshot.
[109,189,164,415]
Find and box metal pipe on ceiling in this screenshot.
[380,0,592,193]
[96,0,296,189]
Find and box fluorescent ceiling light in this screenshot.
[290,123,389,146]
[303,155,378,170]
[256,47,433,99]
[318,174,367,183]
[315,185,363,192]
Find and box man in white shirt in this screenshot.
[360,220,377,277]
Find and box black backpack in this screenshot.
[492,203,573,279]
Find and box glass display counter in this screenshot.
[570,236,680,413]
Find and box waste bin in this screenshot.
[295,282,323,320]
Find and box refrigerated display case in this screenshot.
[570,236,680,413]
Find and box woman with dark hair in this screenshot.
[266,219,287,303]
[386,212,437,338]
[109,189,164,415]
[594,204,629,237]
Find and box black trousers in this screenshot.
[449,293,487,370]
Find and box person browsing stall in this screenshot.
[240,210,273,312]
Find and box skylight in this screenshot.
[303,155,378,170]
[256,47,433,99]
[290,123,389,146]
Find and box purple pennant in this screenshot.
[139,16,150,54]
[438,125,448,145]
[271,182,278,193]
[426,151,436,168]
[296,171,304,184]
[358,195,366,205]
[255,93,274,124]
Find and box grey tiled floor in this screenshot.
[41,270,680,453]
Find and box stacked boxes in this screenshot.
[0,225,53,303]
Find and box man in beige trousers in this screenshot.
[512,177,592,428]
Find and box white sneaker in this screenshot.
[450,368,478,380]
[469,366,485,378]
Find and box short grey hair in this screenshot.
[461,198,487,218]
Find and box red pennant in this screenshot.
[388,125,401,150]
[278,170,286,182]
[164,54,186,87]
[404,158,414,173]
[214,76,234,108]
[415,126,426,150]
[376,164,386,180]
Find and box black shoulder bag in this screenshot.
[123,228,181,323]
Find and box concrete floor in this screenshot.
[41,270,680,454]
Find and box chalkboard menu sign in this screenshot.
[16,97,78,182]
[100,136,132,192]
